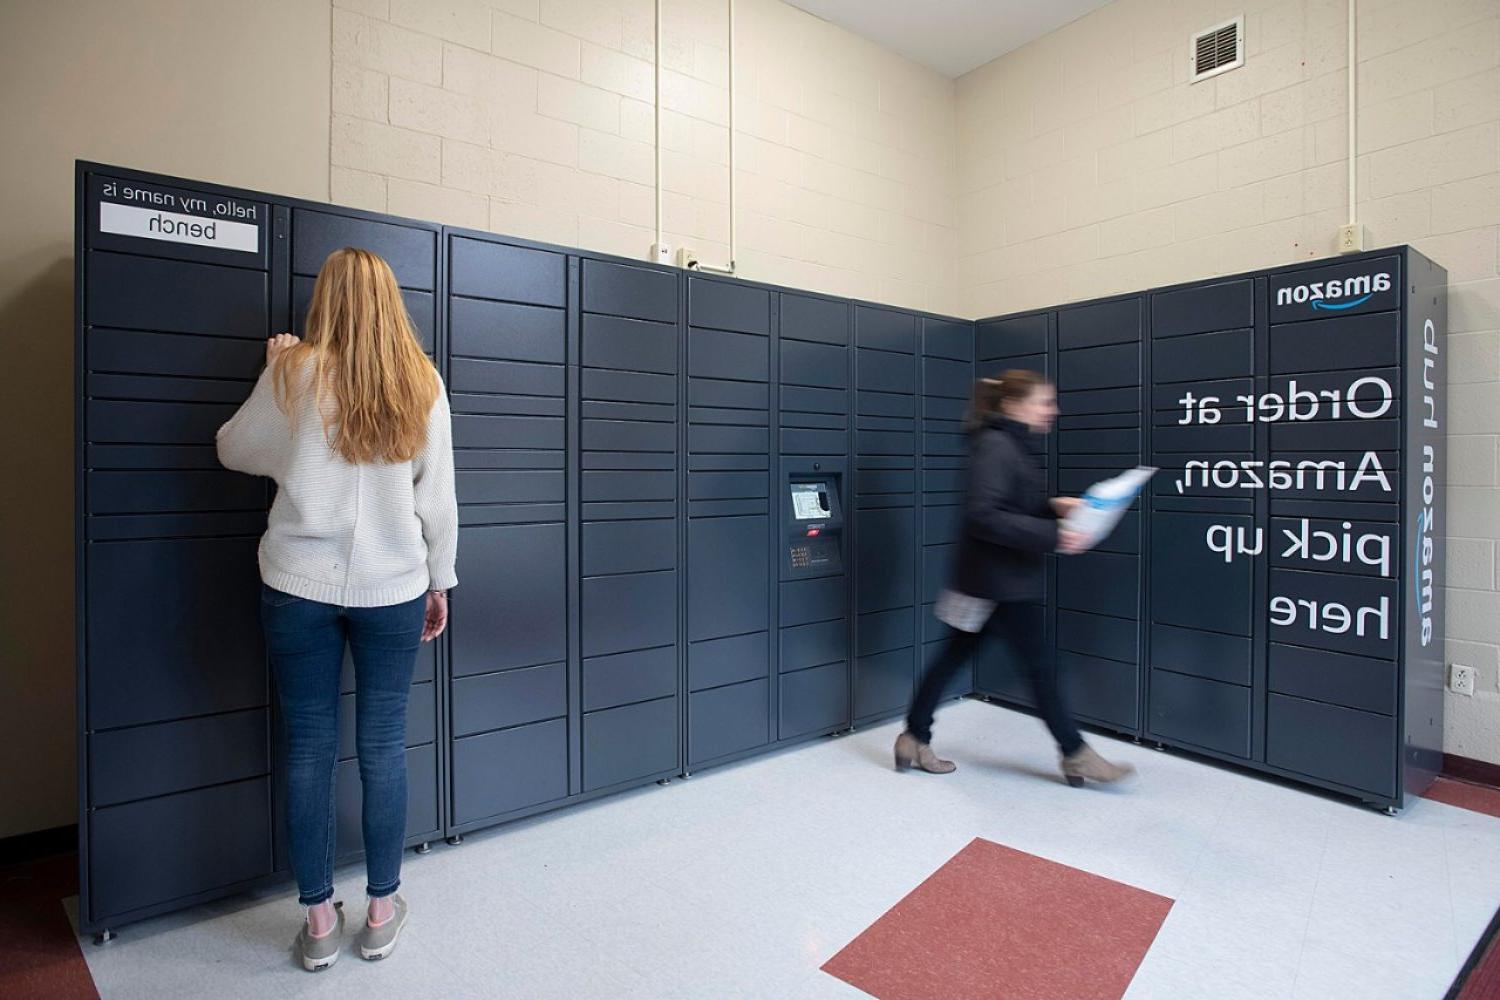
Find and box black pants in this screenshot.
[906,601,1084,756]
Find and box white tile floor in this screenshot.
[74,698,1500,999]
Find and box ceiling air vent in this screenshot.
[1191,17,1244,82]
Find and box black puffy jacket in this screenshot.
[951,415,1060,603]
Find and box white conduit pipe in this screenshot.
[655,0,663,250]
[728,0,736,272]
[694,0,737,275]
[1348,0,1357,226]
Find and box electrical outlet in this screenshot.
[676,246,700,270]
[650,242,672,265]
[1451,664,1476,697]
[1337,223,1365,254]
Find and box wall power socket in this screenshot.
[1451,663,1476,697]
[1337,223,1365,254]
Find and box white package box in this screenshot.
[1065,466,1156,549]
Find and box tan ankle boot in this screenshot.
[1060,744,1135,787]
[894,731,956,774]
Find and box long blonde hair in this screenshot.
[275,247,439,464]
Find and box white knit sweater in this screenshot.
[216,361,458,607]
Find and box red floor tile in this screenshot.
[822,838,1173,1000]
[0,853,99,1000]
[1460,930,1500,1000]
[1426,777,1500,820]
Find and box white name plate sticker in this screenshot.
[99,201,259,253]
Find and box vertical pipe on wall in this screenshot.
[690,0,738,275]
[655,0,663,249]
[727,0,736,271]
[1348,0,1357,226]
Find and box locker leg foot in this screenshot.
[681,771,692,779]
[1153,743,1166,751]
[414,842,431,855]
[657,778,671,785]
[1382,806,1399,817]
[981,695,992,703]
[94,930,114,945]
[446,834,464,846]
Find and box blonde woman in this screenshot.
[217,248,457,970]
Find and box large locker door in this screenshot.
[290,208,445,851]
[1053,297,1144,733]
[445,232,571,827]
[1147,277,1257,758]
[778,293,852,741]
[920,317,975,702]
[579,258,682,789]
[79,168,277,931]
[686,276,773,764]
[853,305,919,722]
[972,313,1051,706]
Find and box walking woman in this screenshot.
[217,248,457,970]
[895,370,1134,787]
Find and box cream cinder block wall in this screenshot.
[0,0,330,839]
[955,0,1500,763]
[325,0,960,314]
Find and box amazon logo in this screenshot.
[1276,271,1393,311]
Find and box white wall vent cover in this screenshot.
[1191,16,1244,82]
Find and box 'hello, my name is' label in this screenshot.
[99,201,259,253]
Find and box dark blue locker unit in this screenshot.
[579,257,682,790]
[1258,251,1441,805]
[445,231,572,830]
[920,317,976,702]
[80,160,1003,933]
[971,313,1052,709]
[778,292,854,742]
[683,274,774,765]
[77,166,279,934]
[852,305,920,724]
[976,247,1446,810]
[1054,296,1145,733]
[290,208,446,855]
[1147,276,1260,760]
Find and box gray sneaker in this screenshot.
[358,894,408,961]
[297,905,344,972]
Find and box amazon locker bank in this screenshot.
[72,161,1448,938]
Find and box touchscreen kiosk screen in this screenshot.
[791,483,831,521]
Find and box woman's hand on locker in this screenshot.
[266,332,300,367]
[422,590,448,642]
